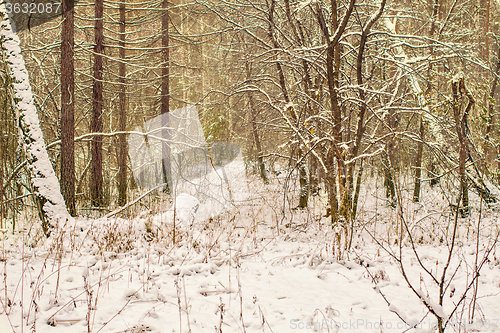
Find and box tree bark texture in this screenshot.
[91,0,104,207]
[452,77,473,216]
[61,0,76,216]
[117,0,127,207]
[161,0,172,192]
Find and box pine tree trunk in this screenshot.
[1,6,70,235]
[117,0,128,207]
[161,0,171,193]
[91,0,104,207]
[61,0,76,216]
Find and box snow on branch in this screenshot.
[1,2,70,232]
[383,17,445,147]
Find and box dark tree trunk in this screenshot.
[414,0,437,201]
[161,0,171,192]
[326,149,338,224]
[268,0,308,207]
[452,78,474,216]
[314,0,356,222]
[61,0,75,216]
[351,159,363,221]
[0,144,3,228]
[117,0,127,207]
[383,152,396,206]
[343,0,386,248]
[252,119,267,184]
[91,0,104,207]
[413,117,424,202]
[485,48,500,167]
[245,62,267,184]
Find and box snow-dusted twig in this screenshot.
[105,183,166,218]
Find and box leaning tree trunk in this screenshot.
[0,7,71,235]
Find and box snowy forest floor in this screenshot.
[0,169,500,333]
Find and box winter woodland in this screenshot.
[1,0,500,332]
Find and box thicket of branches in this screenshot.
[1,0,500,236]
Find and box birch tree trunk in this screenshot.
[0,4,70,235]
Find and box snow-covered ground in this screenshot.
[0,171,499,333]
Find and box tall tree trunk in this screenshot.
[341,0,385,248]
[383,152,396,205]
[267,0,308,207]
[326,148,338,223]
[91,0,104,207]
[480,0,490,60]
[284,0,318,194]
[161,0,171,193]
[452,77,473,216]
[351,159,363,221]
[413,117,424,202]
[1,6,70,235]
[484,48,500,170]
[413,0,438,202]
[314,0,356,222]
[117,0,128,206]
[61,0,76,216]
[246,64,268,184]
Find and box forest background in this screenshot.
[1,0,500,244]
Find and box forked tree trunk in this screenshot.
[117,0,128,206]
[91,0,104,207]
[314,0,355,221]
[0,6,70,235]
[61,0,76,216]
[341,0,386,241]
[267,0,308,207]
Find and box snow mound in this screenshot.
[174,193,200,226]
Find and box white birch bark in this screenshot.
[1,2,70,231]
